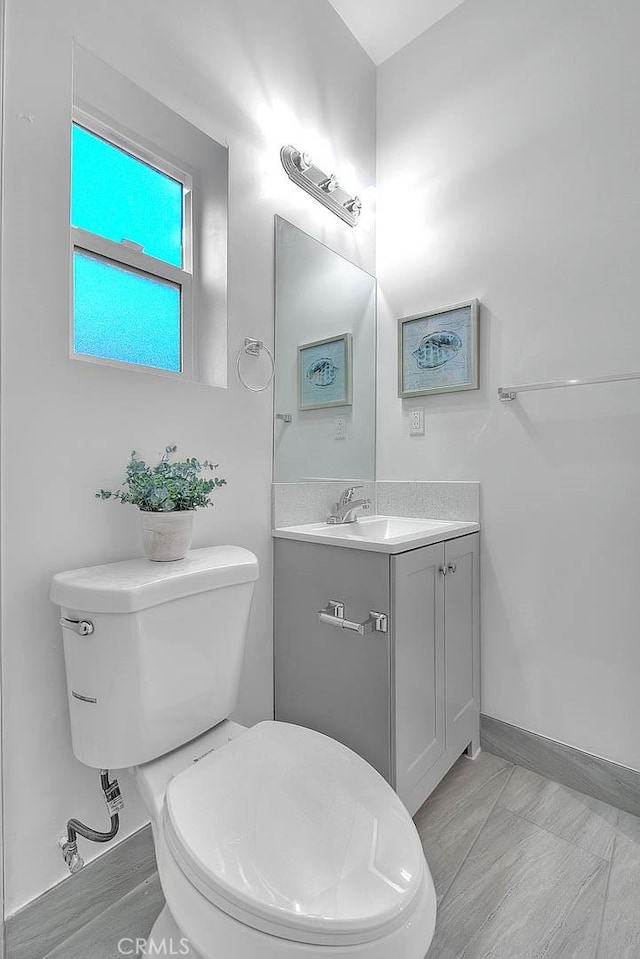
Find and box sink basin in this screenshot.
[332,516,444,541]
[273,515,480,554]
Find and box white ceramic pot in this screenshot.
[140,510,195,562]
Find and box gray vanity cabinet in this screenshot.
[392,533,480,812]
[443,534,481,749]
[392,542,446,806]
[274,538,392,780]
[274,532,480,815]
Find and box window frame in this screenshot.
[70,107,194,379]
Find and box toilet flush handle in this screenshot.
[60,617,94,636]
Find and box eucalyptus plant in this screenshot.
[96,445,226,512]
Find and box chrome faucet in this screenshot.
[327,486,371,525]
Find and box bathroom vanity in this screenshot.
[273,518,479,816]
[272,220,480,815]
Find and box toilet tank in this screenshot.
[51,546,258,770]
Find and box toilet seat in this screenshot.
[162,721,427,948]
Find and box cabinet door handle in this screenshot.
[439,565,448,576]
[448,563,457,574]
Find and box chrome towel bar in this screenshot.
[317,600,388,635]
[498,370,640,401]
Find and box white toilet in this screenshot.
[51,546,436,959]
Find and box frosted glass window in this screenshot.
[73,252,181,372]
[71,124,183,268]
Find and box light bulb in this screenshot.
[320,174,340,193]
[293,150,313,172]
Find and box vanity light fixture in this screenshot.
[280,144,362,227]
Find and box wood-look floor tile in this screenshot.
[428,804,608,959]
[414,752,513,901]
[499,765,619,861]
[41,873,164,959]
[6,826,156,959]
[596,812,640,959]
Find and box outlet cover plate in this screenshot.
[334,416,346,440]
[409,408,424,435]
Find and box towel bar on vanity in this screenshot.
[317,601,388,635]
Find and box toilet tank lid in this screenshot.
[50,546,259,613]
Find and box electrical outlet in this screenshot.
[409,408,424,435]
[334,416,346,440]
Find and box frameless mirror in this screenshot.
[274,217,376,483]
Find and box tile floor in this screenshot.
[39,751,640,959]
[419,752,640,958]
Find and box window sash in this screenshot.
[71,230,194,379]
[73,107,193,277]
[70,107,195,378]
[72,226,188,286]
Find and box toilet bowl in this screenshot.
[137,721,436,958]
[51,547,436,958]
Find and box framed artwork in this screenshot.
[298,333,353,410]
[398,299,479,398]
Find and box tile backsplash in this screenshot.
[375,481,479,522]
[272,481,376,529]
[273,480,479,528]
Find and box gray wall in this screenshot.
[1,0,375,913]
[377,0,640,771]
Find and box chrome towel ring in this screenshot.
[236,337,275,392]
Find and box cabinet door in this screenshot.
[275,539,392,781]
[444,534,480,750]
[392,543,446,804]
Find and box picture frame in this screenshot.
[298,332,353,410]
[398,299,479,398]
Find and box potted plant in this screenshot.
[96,445,227,561]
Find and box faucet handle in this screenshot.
[339,485,362,505]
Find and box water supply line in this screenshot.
[59,769,124,874]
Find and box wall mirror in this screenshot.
[274,217,376,483]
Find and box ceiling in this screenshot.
[327,0,467,64]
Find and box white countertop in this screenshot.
[272,515,479,554]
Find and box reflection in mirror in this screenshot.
[274,217,376,483]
